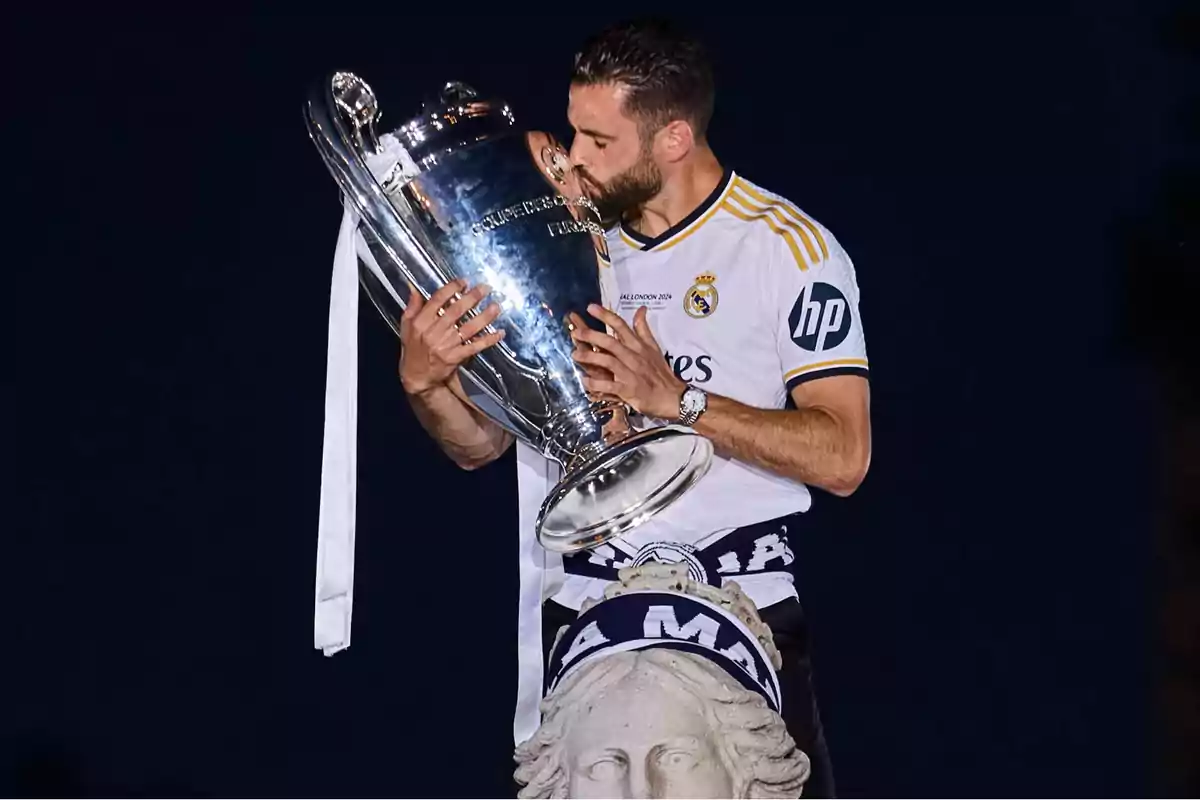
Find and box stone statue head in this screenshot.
[514,564,811,798]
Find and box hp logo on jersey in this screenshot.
[789,282,851,352]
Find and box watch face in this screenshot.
[683,388,705,415]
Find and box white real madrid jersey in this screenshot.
[524,169,870,611]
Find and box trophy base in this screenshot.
[535,425,714,554]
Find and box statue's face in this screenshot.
[563,668,733,799]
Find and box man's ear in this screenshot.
[656,119,696,163]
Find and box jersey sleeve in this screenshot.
[771,227,870,392]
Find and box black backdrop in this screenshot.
[10,4,1195,797]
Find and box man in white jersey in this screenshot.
[397,18,869,798]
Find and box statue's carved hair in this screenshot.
[513,648,809,798]
[514,563,809,798]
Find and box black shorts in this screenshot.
[540,596,837,798]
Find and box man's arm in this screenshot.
[398,279,513,471]
[682,218,871,495]
[570,305,871,496]
[405,374,514,471]
[687,375,870,496]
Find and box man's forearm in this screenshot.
[406,377,513,470]
[689,394,868,496]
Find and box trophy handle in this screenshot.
[354,224,544,442]
[308,71,551,440]
[306,74,455,298]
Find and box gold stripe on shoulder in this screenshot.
[725,189,818,265]
[727,185,820,264]
[733,178,830,260]
[721,191,811,270]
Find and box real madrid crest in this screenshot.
[684,271,719,319]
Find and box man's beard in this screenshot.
[579,150,663,229]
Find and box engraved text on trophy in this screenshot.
[471,194,603,237]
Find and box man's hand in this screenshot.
[568,304,687,421]
[399,278,505,396]
[569,302,870,495]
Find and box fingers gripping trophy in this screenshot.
[303,71,713,601]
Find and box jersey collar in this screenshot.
[619,169,735,252]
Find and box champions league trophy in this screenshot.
[304,72,713,552]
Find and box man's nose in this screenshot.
[568,138,588,169]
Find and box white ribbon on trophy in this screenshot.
[314,133,418,655]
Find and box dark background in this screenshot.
[9,4,1198,797]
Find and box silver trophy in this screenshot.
[304,72,713,553]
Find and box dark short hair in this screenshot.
[571,17,715,140]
